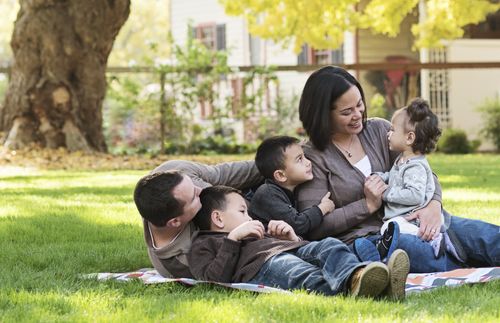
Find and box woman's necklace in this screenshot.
[333,135,355,158]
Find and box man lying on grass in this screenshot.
[134,161,262,278]
[187,185,410,299]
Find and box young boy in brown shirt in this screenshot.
[188,185,410,299]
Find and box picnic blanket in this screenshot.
[88,267,500,294]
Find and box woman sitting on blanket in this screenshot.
[295,66,500,273]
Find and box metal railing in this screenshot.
[1,61,500,152]
[2,61,500,75]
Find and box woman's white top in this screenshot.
[354,155,372,178]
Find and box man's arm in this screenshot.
[152,160,263,190]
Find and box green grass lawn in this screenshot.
[0,154,499,322]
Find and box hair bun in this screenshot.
[405,97,441,154]
[407,98,431,122]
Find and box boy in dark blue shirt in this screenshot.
[249,136,334,237]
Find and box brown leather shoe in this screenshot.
[350,262,389,298]
[384,249,410,300]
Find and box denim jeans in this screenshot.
[448,215,500,266]
[248,237,367,295]
[352,214,500,273]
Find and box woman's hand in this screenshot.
[364,175,387,214]
[405,200,442,241]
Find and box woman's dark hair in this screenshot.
[299,66,367,151]
[404,98,442,154]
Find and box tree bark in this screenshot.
[0,0,130,151]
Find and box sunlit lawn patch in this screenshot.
[1,154,499,322]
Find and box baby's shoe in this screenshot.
[376,221,400,261]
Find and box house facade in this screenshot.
[170,0,500,149]
[169,0,356,96]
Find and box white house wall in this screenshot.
[447,39,500,150]
[261,40,308,96]
[170,0,353,98]
[170,0,247,66]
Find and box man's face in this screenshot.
[172,175,202,225]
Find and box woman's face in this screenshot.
[330,86,365,136]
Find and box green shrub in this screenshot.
[164,135,258,155]
[368,93,389,119]
[438,128,475,154]
[477,97,500,151]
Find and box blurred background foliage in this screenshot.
[0,1,498,155]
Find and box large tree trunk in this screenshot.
[0,0,130,151]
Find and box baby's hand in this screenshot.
[227,220,265,241]
[318,192,335,215]
[267,220,300,242]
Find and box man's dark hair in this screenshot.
[133,171,185,227]
[404,98,442,154]
[193,185,241,230]
[255,136,300,180]
[299,66,367,151]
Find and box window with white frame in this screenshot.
[297,44,344,65]
[192,23,226,50]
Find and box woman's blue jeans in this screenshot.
[353,215,499,273]
[248,237,367,295]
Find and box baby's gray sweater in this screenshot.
[376,155,435,220]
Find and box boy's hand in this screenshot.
[227,220,265,241]
[267,220,300,242]
[318,192,335,215]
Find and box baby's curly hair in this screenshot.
[404,98,442,154]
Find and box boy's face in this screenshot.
[281,143,313,185]
[218,192,252,232]
[388,110,412,153]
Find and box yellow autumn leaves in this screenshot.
[220,0,500,52]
